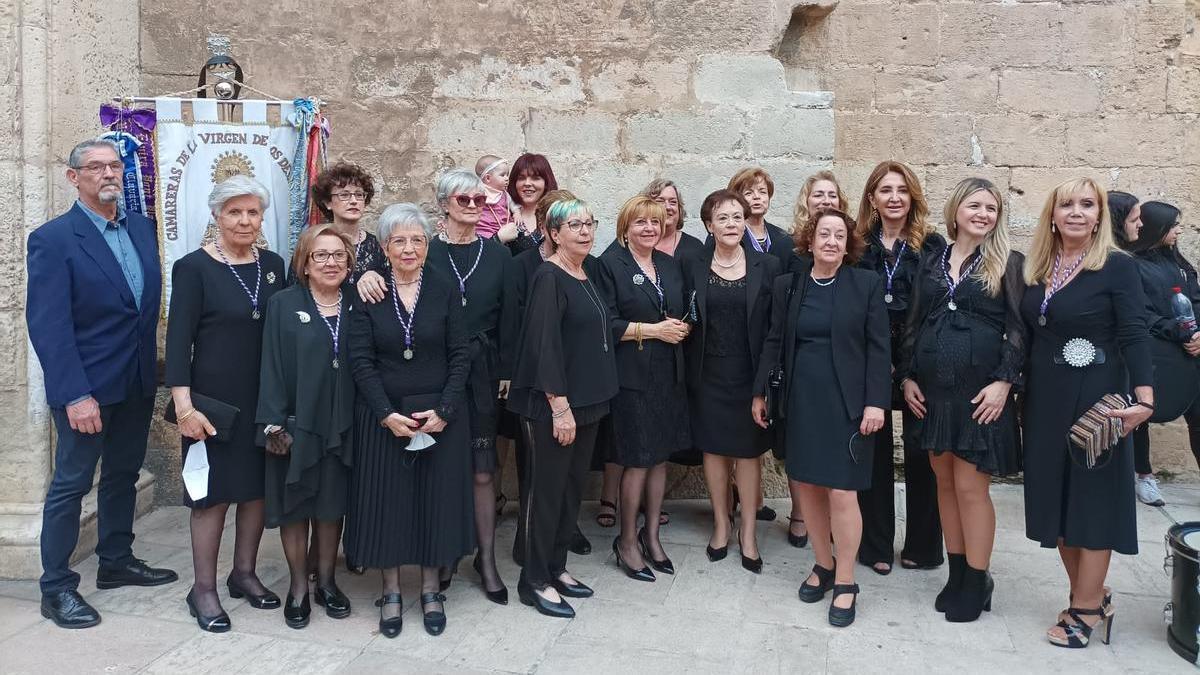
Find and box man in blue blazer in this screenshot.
[26,138,177,629]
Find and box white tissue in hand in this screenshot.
[408,431,437,451]
[182,440,210,500]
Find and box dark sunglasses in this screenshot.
[453,194,487,208]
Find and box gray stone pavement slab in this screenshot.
[1,484,1198,673]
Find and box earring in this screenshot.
[1051,223,1057,233]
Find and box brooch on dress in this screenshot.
[296,311,311,323]
[1061,338,1097,368]
[266,271,276,285]
[632,273,645,285]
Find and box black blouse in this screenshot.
[427,235,518,378]
[858,229,948,328]
[508,262,619,422]
[899,247,1028,384]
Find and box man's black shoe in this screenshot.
[41,590,101,629]
[96,558,179,589]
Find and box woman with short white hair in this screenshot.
[166,174,287,632]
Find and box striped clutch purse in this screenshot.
[1067,393,1128,469]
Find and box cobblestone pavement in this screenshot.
[2,484,1198,673]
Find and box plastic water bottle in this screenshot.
[1172,286,1198,336]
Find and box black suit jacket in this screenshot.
[754,256,892,420]
[597,242,687,391]
[682,245,780,389]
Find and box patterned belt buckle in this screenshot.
[1062,338,1098,368]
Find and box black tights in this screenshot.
[281,518,341,598]
[189,499,268,616]
[473,471,504,592]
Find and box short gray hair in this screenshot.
[377,203,433,242]
[208,174,270,215]
[435,168,486,211]
[68,138,121,168]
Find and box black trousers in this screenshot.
[1134,400,1200,475]
[857,407,944,566]
[40,396,154,594]
[518,416,599,588]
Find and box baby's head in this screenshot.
[475,155,510,192]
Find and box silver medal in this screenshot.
[884,293,893,304]
[462,296,468,307]
[252,309,261,320]
[332,358,339,369]
[948,301,957,311]
[403,348,414,360]
[1038,315,1047,326]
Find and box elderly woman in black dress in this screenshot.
[426,168,517,602]
[345,203,476,637]
[510,199,618,619]
[899,178,1026,622]
[257,224,355,629]
[166,175,286,632]
[683,189,779,573]
[1021,178,1153,648]
[598,196,692,583]
[754,208,890,628]
[854,161,946,576]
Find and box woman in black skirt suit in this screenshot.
[854,161,946,575]
[899,178,1026,623]
[426,168,518,601]
[257,224,355,629]
[753,208,890,628]
[345,203,477,637]
[167,175,286,631]
[1020,178,1153,648]
[683,189,779,573]
[598,196,692,583]
[509,199,619,618]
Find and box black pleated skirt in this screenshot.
[344,404,476,568]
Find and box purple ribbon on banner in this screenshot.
[100,104,158,222]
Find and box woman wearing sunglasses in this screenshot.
[753,208,891,628]
[344,204,474,637]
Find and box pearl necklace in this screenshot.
[713,248,744,269]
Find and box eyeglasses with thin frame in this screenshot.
[76,161,124,175]
[310,250,349,264]
[386,234,428,249]
[564,219,596,233]
[332,190,366,202]
[712,213,746,225]
[453,194,487,208]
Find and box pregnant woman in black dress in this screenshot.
[754,209,891,628]
[345,204,476,637]
[899,178,1026,623]
[683,189,779,572]
[1020,178,1153,648]
[166,175,286,631]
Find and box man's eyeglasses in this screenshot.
[76,161,124,175]
[310,250,349,264]
[453,194,487,208]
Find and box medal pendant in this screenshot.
[252,309,261,320]
[1038,315,1048,327]
[884,293,893,304]
[603,343,609,353]
[461,296,468,307]
[948,301,957,311]
[332,358,339,369]
[403,348,414,360]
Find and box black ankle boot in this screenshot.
[945,564,993,623]
[935,553,966,613]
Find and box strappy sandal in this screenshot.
[596,499,617,528]
[1048,606,1112,648]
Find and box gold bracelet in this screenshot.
[177,408,195,423]
[635,322,644,351]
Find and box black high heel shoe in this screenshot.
[798,561,836,603]
[569,526,593,555]
[226,577,281,610]
[828,583,860,628]
[551,575,594,598]
[420,592,447,636]
[378,593,403,638]
[612,536,655,582]
[283,592,311,629]
[314,582,351,619]
[186,589,231,633]
[637,527,674,575]
[787,517,809,548]
[472,554,509,605]
[518,579,575,619]
[738,530,763,574]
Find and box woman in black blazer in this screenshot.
[682,189,779,573]
[753,208,891,628]
[597,196,692,583]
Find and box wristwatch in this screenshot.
[264,424,284,435]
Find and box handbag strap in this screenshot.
[775,271,810,374]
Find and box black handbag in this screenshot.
[766,272,808,425]
[164,393,240,443]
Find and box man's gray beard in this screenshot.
[97,186,121,203]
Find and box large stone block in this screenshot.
[694,54,831,109]
[425,106,526,156]
[526,110,619,156]
[828,3,940,67]
[836,112,975,165]
[999,69,1101,114]
[435,56,584,105]
[584,59,690,109]
[1065,114,1200,167]
[1059,4,1132,67]
[973,115,1067,168]
[874,65,998,115]
[1167,65,1200,113]
[940,3,1060,67]
[1097,65,1170,114]
[350,53,441,99]
[787,65,875,112]
[624,109,747,158]
[747,107,833,160]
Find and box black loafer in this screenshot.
[40,589,100,629]
[96,558,178,589]
[420,592,447,636]
[185,589,231,633]
[314,583,351,619]
[226,577,281,609]
[284,592,311,629]
[551,577,594,598]
[378,593,403,638]
[569,528,593,555]
[517,580,575,619]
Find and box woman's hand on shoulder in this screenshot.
[357,270,387,304]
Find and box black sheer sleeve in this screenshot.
[1110,253,1154,388]
[439,287,470,422]
[165,256,204,387]
[990,251,1029,385]
[753,273,791,395]
[897,248,937,383]
[348,305,395,421]
[512,269,569,397]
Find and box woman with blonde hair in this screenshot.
[1020,177,1153,648]
[793,170,851,240]
[853,161,946,576]
[899,178,1026,622]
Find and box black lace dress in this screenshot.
[899,247,1026,476]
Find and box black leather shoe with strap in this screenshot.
[798,561,836,603]
[420,592,448,636]
[828,583,860,628]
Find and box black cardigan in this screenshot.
[754,256,892,420]
[681,244,780,389]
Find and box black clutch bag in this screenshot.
[165,393,240,443]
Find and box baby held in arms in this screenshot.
[475,154,514,240]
